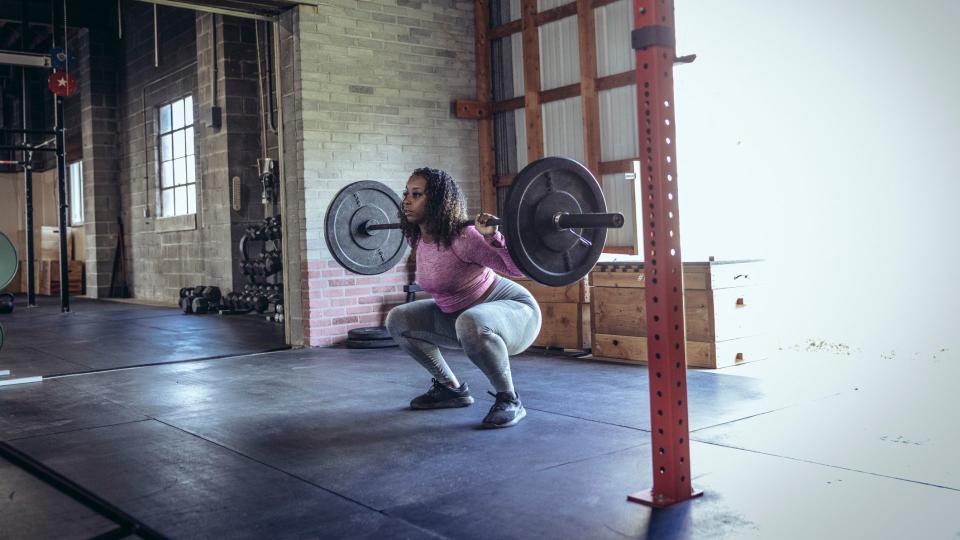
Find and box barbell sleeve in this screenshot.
[555,212,624,229]
[363,222,400,232]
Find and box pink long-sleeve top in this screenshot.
[415,226,524,313]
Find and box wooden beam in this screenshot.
[521,0,543,161]
[540,82,580,104]
[475,0,497,213]
[488,0,627,39]
[491,96,525,114]
[597,70,635,91]
[494,174,516,187]
[488,69,636,114]
[489,19,521,41]
[603,245,637,254]
[534,2,578,26]
[599,157,638,175]
[577,0,601,182]
[489,2,577,40]
[454,99,489,119]
[591,0,622,9]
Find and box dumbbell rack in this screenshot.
[221,215,284,321]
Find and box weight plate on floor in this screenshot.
[502,157,607,287]
[0,233,19,291]
[347,337,398,349]
[347,326,392,341]
[325,181,407,275]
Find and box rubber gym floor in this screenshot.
[1,296,957,539]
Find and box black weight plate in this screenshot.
[0,232,19,291]
[347,337,398,349]
[347,326,392,341]
[325,181,407,275]
[503,157,607,287]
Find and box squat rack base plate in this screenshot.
[627,487,703,508]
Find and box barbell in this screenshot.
[324,156,624,287]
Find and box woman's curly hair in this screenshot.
[399,167,468,249]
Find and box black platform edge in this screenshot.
[44,346,292,380]
[0,440,169,540]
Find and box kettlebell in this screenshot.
[0,293,14,314]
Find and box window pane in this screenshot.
[162,161,174,188]
[184,96,194,126]
[173,130,185,159]
[160,105,172,133]
[162,188,174,217]
[185,127,194,156]
[186,157,196,184]
[187,184,196,215]
[172,99,185,130]
[161,134,172,161]
[174,157,187,186]
[69,161,83,225]
[175,186,187,215]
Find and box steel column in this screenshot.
[55,95,70,313]
[627,0,700,507]
[24,159,36,307]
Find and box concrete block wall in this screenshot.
[291,1,479,346]
[118,4,211,301]
[196,13,274,293]
[75,29,121,297]
[112,4,272,303]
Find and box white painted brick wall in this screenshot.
[296,1,479,263]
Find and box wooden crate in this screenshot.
[22,260,84,296]
[533,302,591,350]
[591,333,768,369]
[512,277,590,350]
[40,226,74,261]
[588,260,765,368]
[49,260,84,295]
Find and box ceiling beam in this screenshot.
[0,49,49,68]
[133,0,277,21]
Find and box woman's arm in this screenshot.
[454,226,525,278]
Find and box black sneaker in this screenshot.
[481,391,527,428]
[410,379,474,410]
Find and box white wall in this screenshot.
[672,1,960,357]
[0,170,63,255]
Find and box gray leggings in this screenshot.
[385,276,542,394]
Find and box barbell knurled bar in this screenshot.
[324,156,625,286]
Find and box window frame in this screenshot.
[157,95,197,218]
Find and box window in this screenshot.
[158,96,196,217]
[68,160,84,225]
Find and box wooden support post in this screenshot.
[521,0,544,162]
[577,0,601,183]
[474,0,497,213]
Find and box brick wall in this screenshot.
[290,1,479,346]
